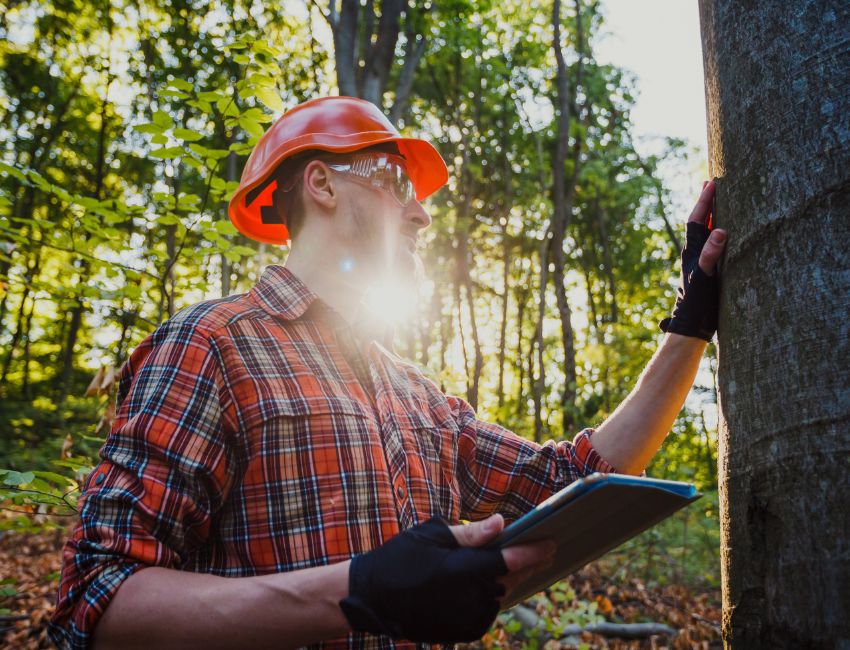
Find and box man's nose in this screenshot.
[406,200,432,231]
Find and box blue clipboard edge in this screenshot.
[486,473,701,549]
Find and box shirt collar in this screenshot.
[249,264,396,348]
[249,265,319,321]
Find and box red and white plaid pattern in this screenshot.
[49,265,613,649]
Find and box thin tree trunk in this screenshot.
[453,228,483,410]
[515,283,530,415]
[595,205,618,323]
[533,237,551,443]
[221,147,237,297]
[60,18,113,396]
[549,0,585,434]
[700,1,850,646]
[1,285,30,385]
[497,233,510,409]
[20,290,36,400]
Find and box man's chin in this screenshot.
[396,249,425,286]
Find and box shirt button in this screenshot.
[396,485,405,499]
[95,473,105,485]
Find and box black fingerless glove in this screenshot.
[660,222,720,341]
[339,517,508,644]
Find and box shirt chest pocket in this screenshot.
[233,395,399,565]
[391,410,461,522]
[247,395,383,475]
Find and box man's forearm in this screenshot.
[92,560,352,650]
[589,333,707,475]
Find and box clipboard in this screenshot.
[487,473,701,606]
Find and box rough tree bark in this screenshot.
[699,1,850,647]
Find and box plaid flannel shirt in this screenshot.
[49,265,614,650]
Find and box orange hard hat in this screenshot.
[228,96,449,244]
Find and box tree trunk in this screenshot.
[328,0,427,119]
[1,284,30,385]
[515,282,530,414]
[533,237,551,443]
[550,0,585,435]
[699,1,850,646]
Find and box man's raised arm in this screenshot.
[590,181,727,474]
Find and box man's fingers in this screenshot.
[688,180,715,224]
[501,539,556,573]
[449,514,504,548]
[698,229,727,275]
[499,555,556,606]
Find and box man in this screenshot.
[49,96,727,649]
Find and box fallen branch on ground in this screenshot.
[508,604,677,641]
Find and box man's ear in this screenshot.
[302,160,337,211]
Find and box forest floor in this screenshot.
[1,524,721,649]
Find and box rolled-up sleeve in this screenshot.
[447,395,615,523]
[49,320,236,650]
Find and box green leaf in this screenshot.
[152,110,174,129]
[216,96,239,118]
[233,53,251,65]
[238,116,265,138]
[160,88,189,100]
[251,41,280,58]
[77,196,101,209]
[0,162,28,182]
[187,99,212,113]
[231,245,257,256]
[241,107,273,123]
[247,72,276,89]
[3,470,35,486]
[149,146,184,159]
[188,143,208,158]
[174,128,204,142]
[51,457,95,476]
[33,471,75,487]
[134,122,164,135]
[177,193,201,208]
[229,142,254,155]
[124,284,142,299]
[204,148,230,161]
[168,78,194,92]
[198,90,223,103]
[151,133,168,145]
[255,87,284,112]
[214,220,239,236]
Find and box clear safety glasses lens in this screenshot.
[328,154,415,206]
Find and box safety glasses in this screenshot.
[326,153,416,207]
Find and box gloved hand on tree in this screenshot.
[660,180,727,341]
